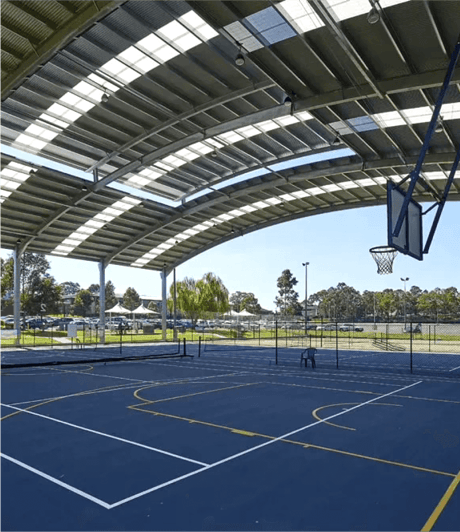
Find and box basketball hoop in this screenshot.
[370,246,398,275]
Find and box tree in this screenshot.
[105,280,118,309]
[1,257,14,299]
[274,269,302,316]
[72,289,93,317]
[172,272,229,323]
[60,281,81,295]
[230,291,262,314]
[88,283,100,294]
[123,287,141,311]
[241,293,262,315]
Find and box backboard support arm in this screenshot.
[423,145,460,254]
[392,34,460,240]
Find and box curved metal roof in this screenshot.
[2,0,459,274]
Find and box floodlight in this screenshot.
[367,7,380,24]
[235,53,245,66]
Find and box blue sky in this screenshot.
[2,145,459,310]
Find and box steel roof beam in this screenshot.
[2,1,124,101]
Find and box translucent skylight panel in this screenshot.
[401,106,432,125]
[155,161,173,172]
[0,190,12,198]
[425,172,447,180]
[180,11,219,41]
[158,21,188,41]
[0,179,20,190]
[240,205,258,213]
[176,148,200,161]
[175,33,201,52]
[140,168,163,179]
[127,176,150,187]
[62,239,81,246]
[103,207,124,217]
[136,56,158,73]
[162,155,186,167]
[322,184,341,192]
[41,114,68,129]
[330,121,353,135]
[158,243,173,250]
[277,0,325,34]
[79,225,99,235]
[174,232,191,240]
[261,25,296,45]
[293,190,310,198]
[246,7,285,33]
[236,125,260,138]
[266,197,282,205]
[184,228,199,236]
[225,21,253,41]
[68,232,89,241]
[257,120,279,132]
[348,116,378,132]
[190,142,213,154]
[440,102,460,120]
[153,43,180,62]
[228,209,245,217]
[218,131,245,144]
[306,187,323,196]
[241,36,265,52]
[328,0,370,21]
[87,74,118,93]
[294,110,314,121]
[280,193,296,201]
[207,138,225,149]
[252,201,269,209]
[117,67,141,83]
[216,213,234,221]
[380,0,408,7]
[137,33,164,52]
[356,178,376,187]
[25,124,58,141]
[372,111,405,128]
[275,115,299,127]
[14,134,47,152]
[103,58,125,76]
[119,46,145,64]
[95,213,115,222]
[224,21,264,52]
[340,181,359,189]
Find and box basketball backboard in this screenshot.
[387,182,423,261]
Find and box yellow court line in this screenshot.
[129,405,455,478]
[421,470,460,531]
[1,382,131,421]
[133,382,259,406]
[312,402,402,431]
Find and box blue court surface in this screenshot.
[2,343,460,531]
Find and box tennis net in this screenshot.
[0,340,191,369]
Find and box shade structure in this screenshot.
[131,304,159,315]
[105,303,130,314]
[226,310,241,317]
[238,309,256,317]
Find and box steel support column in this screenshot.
[161,269,167,341]
[13,245,21,345]
[99,261,106,344]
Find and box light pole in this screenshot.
[302,262,309,334]
[401,277,409,327]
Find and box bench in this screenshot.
[300,347,317,368]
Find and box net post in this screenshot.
[198,336,201,357]
[275,320,278,365]
[183,337,186,357]
[335,322,339,369]
[410,322,413,374]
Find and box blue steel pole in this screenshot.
[393,34,460,239]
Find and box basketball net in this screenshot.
[369,246,398,275]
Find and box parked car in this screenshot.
[317,323,336,331]
[404,323,422,334]
[339,324,364,332]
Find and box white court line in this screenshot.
[108,379,423,509]
[6,371,249,407]
[0,402,208,467]
[0,453,111,509]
